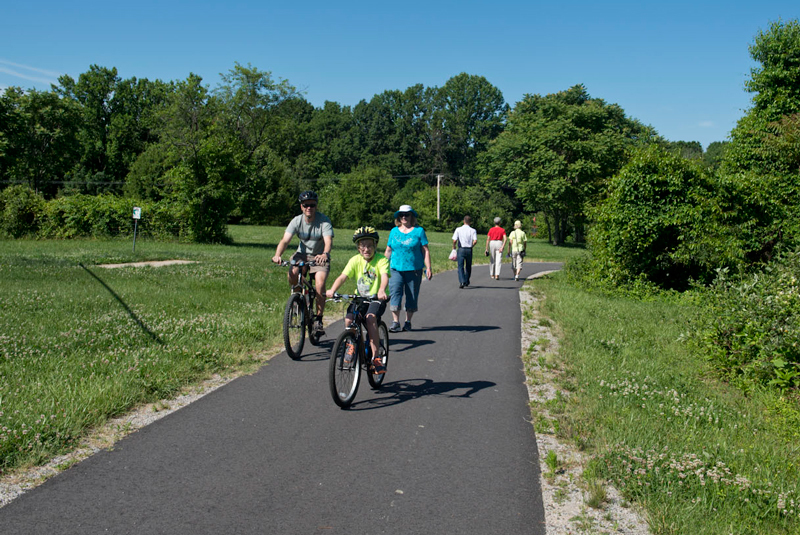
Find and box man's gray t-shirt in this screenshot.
[285,212,334,256]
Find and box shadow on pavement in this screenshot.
[345,378,496,411]
[288,339,334,362]
[403,325,500,333]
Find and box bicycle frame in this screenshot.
[327,294,389,408]
[279,259,322,359]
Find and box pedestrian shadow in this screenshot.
[345,378,496,411]
[404,325,500,333]
[385,338,436,352]
[79,263,164,345]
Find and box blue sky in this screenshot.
[2,1,798,149]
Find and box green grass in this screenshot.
[529,273,800,535]
[0,225,582,474]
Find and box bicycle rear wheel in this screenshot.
[307,293,322,346]
[367,321,389,389]
[283,293,306,360]
[329,330,361,408]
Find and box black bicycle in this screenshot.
[327,294,389,408]
[279,259,323,360]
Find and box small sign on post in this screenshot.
[132,207,141,253]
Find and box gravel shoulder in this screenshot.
[520,273,651,534]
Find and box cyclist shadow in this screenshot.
[346,378,496,411]
[292,339,334,362]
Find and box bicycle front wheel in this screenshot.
[367,321,389,389]
[329,330,361,408]
[283,293,306,360]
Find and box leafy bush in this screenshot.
[0,185,46,238]
[586,146,741,291]
[693,251,800,391]
[40,194,136,238]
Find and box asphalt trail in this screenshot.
[0,262,561,534]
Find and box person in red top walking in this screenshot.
[484,217,508,280]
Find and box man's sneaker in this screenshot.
[389,322,402,333]
[402,321,412,332]
[371,355,386,375]
[515,276,519,282]
[343,341,356,365]
[313,320,325,335]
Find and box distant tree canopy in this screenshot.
[479,84,654,245]
[2,62,728,244]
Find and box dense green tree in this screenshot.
[666,140,703,160]
[433,73,507,179]
[323,166,397,230]
[55,66,119,182]
[703,141,729,169]
[106,77,172,181]
[0,88,81,196]
[480,84,652,245]
[153,74,238,242]
[722,19,800,262]
[213,63,300,223]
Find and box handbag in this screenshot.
[448,249,457,261]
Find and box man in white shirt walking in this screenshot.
[452,215,478,289]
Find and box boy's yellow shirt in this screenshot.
[341,252,390,296]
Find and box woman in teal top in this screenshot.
[384,205,433,332]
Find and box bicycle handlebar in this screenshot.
[276,259,319,268]
[326,293,382,303]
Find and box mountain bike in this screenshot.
[327,294,389,408]
[279,259,323,360]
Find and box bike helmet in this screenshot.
[298,190,318,203]
[352,226,379,244]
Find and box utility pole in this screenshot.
[436,174,442,219]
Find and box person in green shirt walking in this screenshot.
[507,220,528,282]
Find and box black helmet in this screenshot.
[353,226,379,244]
[298,190,318,203]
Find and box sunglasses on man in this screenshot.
[302,203,317,209]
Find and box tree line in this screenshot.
[1,62,724,242]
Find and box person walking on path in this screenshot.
[272,190,334,334]
[485,217,507,280]
[507,220,527,282]
[452,215,477,289]
[384,204,433,332]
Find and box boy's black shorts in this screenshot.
[347,299,386,320]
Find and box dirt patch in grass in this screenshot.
[96,260,198,269]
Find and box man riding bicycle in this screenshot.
[326,226,390,374]
[272,190,334,335]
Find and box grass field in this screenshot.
[0,225,583,474]
[526,275,800,535]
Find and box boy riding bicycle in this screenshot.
[326,227,390,374]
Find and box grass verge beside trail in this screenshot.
[0,225,582,475]
[528,273,800,535]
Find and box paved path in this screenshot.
[0,262,561,535]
